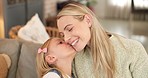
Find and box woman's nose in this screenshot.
[64,35,71,44]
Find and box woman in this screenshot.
[36,38,76,78]
[57,2,148,78]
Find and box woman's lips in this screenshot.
[71,39,79,46]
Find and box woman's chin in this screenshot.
[74,46,85,52]
[73,42,87,52]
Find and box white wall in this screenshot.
[43,0,57,19]
[93,0,107,18]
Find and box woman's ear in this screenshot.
[45,55,57,64]
[84,14,92,27]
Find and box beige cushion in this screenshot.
[16,41,41,78]
[18,13,50,44]
[1,54,11,68]
[0,54,9,78]
[0,39,20,78]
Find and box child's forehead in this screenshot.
[48,38,62,50]
[49,38,63,45]
[52,38,62,42]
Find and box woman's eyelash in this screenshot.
[68,27,73,31]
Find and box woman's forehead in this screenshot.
[57,17,73,32]
[58,16,78,29]
[58,16,76,23]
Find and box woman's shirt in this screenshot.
[72,35,148,78]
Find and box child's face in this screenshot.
[48,38,76,59]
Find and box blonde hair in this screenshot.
[36,38,68,78]
[57,2,115,78]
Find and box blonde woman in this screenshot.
[57,2,148,78]
[36,38,76,78]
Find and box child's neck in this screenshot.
[56,57,74,76]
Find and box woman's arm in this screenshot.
[130,41,148,78]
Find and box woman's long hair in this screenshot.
[57,2,115,78]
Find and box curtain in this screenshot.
[103,0,148,21]
[105,0,131,20]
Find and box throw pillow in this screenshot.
[18,13,50,44]
[0,54,11,78]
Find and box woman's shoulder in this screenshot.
[110,34,148,77]
[110,34,143,48]
[111,34,147,57]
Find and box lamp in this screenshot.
[0,0,5,38]
[0,19,5,38]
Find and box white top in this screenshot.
[43,72,60,78]
[43,72,71,78]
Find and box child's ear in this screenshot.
[45,55,57,64]
[84,14,92,27]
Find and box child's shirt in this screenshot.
[42,69,72,78]
[43,72,61,78]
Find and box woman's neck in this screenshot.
[55,57,74,76]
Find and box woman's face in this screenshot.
[57,15,91,52]
[49,38,76,59]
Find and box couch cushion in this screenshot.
[0,39,21,78]
[18,13,50,44]
[16,41,41,78]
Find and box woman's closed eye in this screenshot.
[68,28,73,32]
[66,27,73,32]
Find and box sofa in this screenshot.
[0,38,42,78]
[0,25,61,78]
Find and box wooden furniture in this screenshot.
[9,25,61,39]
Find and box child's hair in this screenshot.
[36,38,67,78]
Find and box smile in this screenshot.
[71,39,79,46]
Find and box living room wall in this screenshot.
[2,0,43,38]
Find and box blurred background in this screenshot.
[0,0,148,52]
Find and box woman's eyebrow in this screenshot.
[64,24,72,30]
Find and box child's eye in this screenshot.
[59,40,64,44]
[59,41,63,44]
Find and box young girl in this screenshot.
[36,38,76,78]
